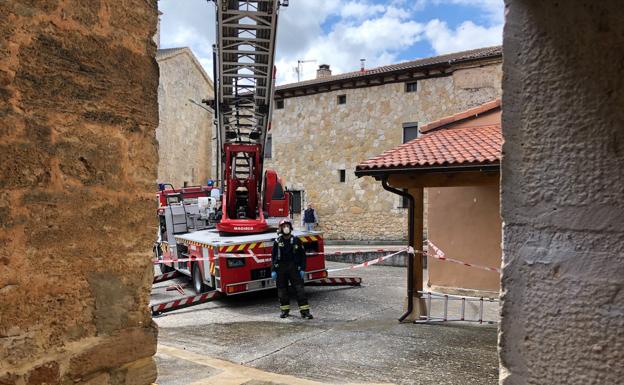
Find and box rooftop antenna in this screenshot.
[360,58,366,72]
[296,59,317,82]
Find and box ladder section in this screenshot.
[215,0,281,152]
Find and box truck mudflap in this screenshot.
[151,291,221,316]
[306,277,362,286]
[153,271,181,284]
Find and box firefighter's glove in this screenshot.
[299,270,305,279]
[271,271,277,280]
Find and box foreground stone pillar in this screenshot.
[500,0,624,383]
[0,1,159,384]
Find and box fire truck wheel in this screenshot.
[192,263,206,294]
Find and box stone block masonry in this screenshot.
[0,1,159,384]
[156,48,214,187]
[269,62,502,240]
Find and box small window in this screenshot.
[339,169,346,183]
[290,190,303,213]
[405,81,418,93]
[337,94,346,105]
[276,99,284,109]
[403,122,419,143]
[264,135,272,159]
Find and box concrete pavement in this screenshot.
[152,262,499,385]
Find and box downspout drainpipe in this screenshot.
[381,177,415,323]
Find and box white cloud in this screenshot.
[275,3,424,84]
[424,19,502,54]
[340,1,386,19]
[159,0,216,76]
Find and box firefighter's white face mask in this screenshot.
[282,226,291,235]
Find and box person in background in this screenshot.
[302,203,319,231]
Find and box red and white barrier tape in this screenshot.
[322,248,404,255]
[155,257,216,264]
[427,241,501,273]
[326,248,408,273]
[218,248,405,258]
[153,248,407,265]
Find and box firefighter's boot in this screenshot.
[280,309,290,318]
[300,309,313,319]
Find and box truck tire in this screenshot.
[192,263,206,294]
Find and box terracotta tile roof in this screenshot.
[420,99,501,133]
[356,124,501,173]
[276,45,501,91]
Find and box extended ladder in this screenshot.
[212,0,285,233]
[214,0,282,158]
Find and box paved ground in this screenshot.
[152,262,499,385]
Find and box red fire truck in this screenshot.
[153,0,329,297]
[154,177,328,295]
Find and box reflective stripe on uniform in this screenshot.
[299,304,310,310]
[280,305,290,310]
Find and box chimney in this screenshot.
[316,64,332,79]
[153,10,163,48]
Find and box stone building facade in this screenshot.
[269,47,502,240]
[156,47,214,187]
[1,1,159,384]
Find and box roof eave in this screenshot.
[354,162,500,179]
[275,53,502,95]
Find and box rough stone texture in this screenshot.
[0,1,159,384]
[500,1,624,384]
[156,48,214,187]
[268,62,502,240]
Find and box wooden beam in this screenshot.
[411,187,424,295]
[388,170,499,188]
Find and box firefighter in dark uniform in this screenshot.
[271,219,313,319]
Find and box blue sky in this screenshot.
[158,0,503,84]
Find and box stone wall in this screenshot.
[269,62,502,240]
[156,49,213,187]
[0,1,159,384]
[500,1,624,383]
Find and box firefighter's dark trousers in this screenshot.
[276,263,309,312]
